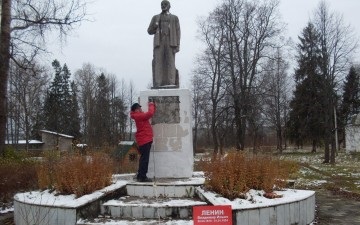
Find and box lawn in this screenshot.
[279,149,360,197]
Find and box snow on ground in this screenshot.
[0,207,13,214]
[198,188,315,210]
[77,218,194,225]
[4,172,314,214]
[14,179,129,208]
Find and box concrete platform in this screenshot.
[77,218,193,225]
[101,196,207,219]
[13,173,316,225]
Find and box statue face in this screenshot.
[161,1,170,12]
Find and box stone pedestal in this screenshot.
[139,89,193,178]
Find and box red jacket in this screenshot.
[130,102,156,146]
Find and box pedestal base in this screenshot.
[139,89,193,178]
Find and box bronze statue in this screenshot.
[148,0,180,88]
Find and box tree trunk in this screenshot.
[233,100,242,150]
[277,126,282,153]
[0,0,12,156]
[312,139,317,153]
[330,136,336,164]
[211,124,218,155]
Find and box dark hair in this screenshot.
[131,103,141,111]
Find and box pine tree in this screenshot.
[339,66,360,145]
[340,66,360,122]
[69,81,81,139]
[288,23,326,152]
[92,73,111,146]
[44,60,78,136]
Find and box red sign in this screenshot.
[193,205,232,225]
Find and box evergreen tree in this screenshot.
[288,23,326,152]
[69,81,81,139]
[339,66,360,145]
[340,66,360,122]
[44,60,78,136]
[110,96,127,144]
[92,73,111,146]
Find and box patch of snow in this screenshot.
[197,187,315,210]
[104,197,206,207]
[39,130,74,139]
[118,141,135,145]
[0,206,13,214]
[308,180,327,187]
[14,179,128,208]
[5,140,44,144]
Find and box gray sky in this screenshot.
[49,0,360,92]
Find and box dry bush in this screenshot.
[36,150,60,190]
[113,157,138,174]
[0,148,38,202]
[37,151,114,197]
[201,150,298,200]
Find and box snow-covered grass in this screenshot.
[280,150,360,194]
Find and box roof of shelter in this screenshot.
[39,130,74,139]
[5,140,44,145]
[113,141,137,158]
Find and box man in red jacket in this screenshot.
[130,101,156,182]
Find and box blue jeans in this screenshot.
[137,141,152,179]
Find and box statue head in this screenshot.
[161,0,171,12]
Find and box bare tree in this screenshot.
[7,61,49,149]
[262,47,290,152]
[127,80,136,140]
[0,0,12,155]
[10,0,87,67]
[195,7,228,154]
[312,1,358,163]
[217,0,283,150]
[191,70,209,153]
[74,63,97,145]
[0,0,88,155]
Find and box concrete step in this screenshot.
[100,196,207,220]
[77,217,193,225]
[126,177,204,198]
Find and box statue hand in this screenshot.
[173,47,179,53]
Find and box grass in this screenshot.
[279,149,360,195]
[195,147,360,199]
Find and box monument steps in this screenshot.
[99,196,206,220]
[108,178,206,219]
[76,177,207,224]
[77,218,193,225]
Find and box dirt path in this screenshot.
[316,189,360,225]
[0,213,13,225]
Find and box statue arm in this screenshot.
[175,16,180,52]
[147,15,159,35]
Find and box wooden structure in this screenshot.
[113,141,139,172]
[39,130,74,152]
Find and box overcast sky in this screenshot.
[49,0,360,92]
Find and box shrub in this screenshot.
[0,148,38,202]
[200,150,298,200]
[37,151,114,197]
